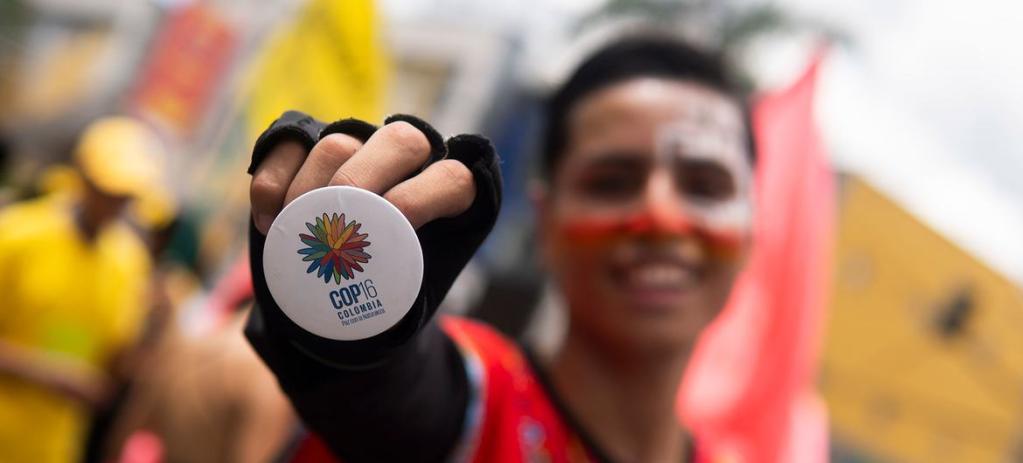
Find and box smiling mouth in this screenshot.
[610,257,702,308]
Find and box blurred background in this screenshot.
[1,0,1021,462]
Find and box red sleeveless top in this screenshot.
[289,316,709,463]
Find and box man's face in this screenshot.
[539,77,753,354]
[81,176,132,229]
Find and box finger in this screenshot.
[383,159,476,229]
[441,134,502,226]
[383,114,446,165]
[250,141,307,234]
[320,117,378,143]
[247,110,324,175]
[283,133,363,206]
[446,134,497,168]
[329,121,432,193]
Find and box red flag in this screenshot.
[128,4,236,136]
[679,51,834,463]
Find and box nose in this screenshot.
[626,169,694,235]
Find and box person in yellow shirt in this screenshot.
[0,117,164,463]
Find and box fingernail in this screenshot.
[256,213,275,234]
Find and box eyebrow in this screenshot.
[577,151,651,171]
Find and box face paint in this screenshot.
[551,93,753,265]
[555,211,746,263]
[654,118,753,234]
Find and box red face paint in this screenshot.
[555,210,746,263]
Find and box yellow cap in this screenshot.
[74,116,165,198]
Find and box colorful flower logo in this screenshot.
[298,212,372,284]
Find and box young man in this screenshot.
[0,117,162,463]
[247,34,754,462]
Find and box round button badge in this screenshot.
[263,186,424,341]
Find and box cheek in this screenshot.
[548,218,606,269]
[701,229,747,265]
[708,259,743,298]
[702,242,750,314]
[543,215,618,294]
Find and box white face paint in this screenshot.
[654,116,754,233]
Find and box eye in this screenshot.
[675,159,737,202]
[577,168,645,201]
[568,154,648,202]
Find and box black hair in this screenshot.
[539,34,756,180]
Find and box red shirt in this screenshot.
[289,316,707,463]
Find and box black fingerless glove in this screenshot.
[245,111,502,380]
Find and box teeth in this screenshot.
[628,264,693,288]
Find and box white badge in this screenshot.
[263,186,424,340]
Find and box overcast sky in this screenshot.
[762,0,1023,283]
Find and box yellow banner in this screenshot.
[244,0,388,139]
[824,177,1023,463]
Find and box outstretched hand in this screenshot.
[245,112,501,367]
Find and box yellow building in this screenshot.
[824,176,1023,462]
